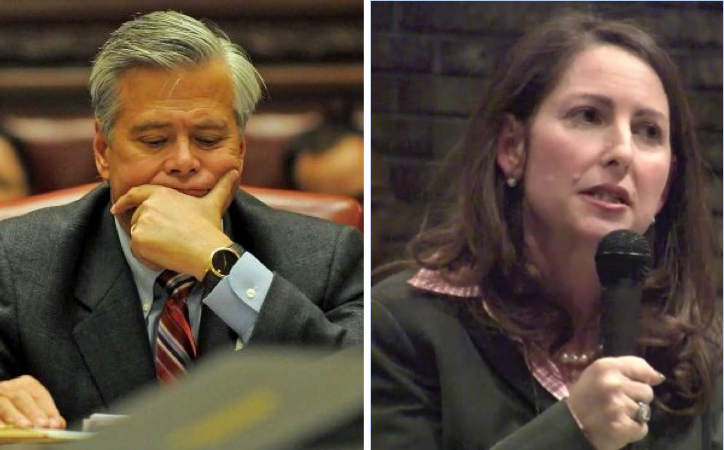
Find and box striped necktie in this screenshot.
[154,270,197,383]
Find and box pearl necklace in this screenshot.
[556,344,603,366]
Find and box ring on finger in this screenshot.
[636,402,651,424]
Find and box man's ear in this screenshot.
[93,120,111,180]
[496,114,526,181]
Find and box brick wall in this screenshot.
[371,1,723,293]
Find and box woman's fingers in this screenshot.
[567,356,660,450]
[613,356,665,386]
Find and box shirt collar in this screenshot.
[114,218,162,307]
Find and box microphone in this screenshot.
[595,230,652,357]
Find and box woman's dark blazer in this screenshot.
[372,271,722,449]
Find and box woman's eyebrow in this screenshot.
[632,108,668,122]
[567,93,668,120]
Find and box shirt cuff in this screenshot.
[202,252,273,344]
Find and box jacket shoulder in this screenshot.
[233,188,358,235]
[230,189,361,260]
[373,270,473,312]
[0,185,109,255]
[372,270,480,339]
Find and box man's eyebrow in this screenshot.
[130,121,172,134]
[571,93,669,121]
[193,121,229,131]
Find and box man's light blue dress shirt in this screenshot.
[114,219,273,353]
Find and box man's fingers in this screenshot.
[112,171,239,219]
[136,255,163,272]
[31,387,64,428]
[130,205,144,231]
[0,376,65,429]
[203,169,239,211]
[9,390,50,427]
[111,185,157,216]
[0,397,32,428]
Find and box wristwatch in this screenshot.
[202,242,245,294]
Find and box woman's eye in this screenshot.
[572,107,601,125]
[636,123,662,142]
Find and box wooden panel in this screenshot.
[0,0,362,22]
[0,64,362,94]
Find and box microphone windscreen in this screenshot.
[595,230,652,287]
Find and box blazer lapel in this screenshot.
[72,207,155,407]
[460,308,558,412]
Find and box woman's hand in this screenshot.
[566,356,665,450]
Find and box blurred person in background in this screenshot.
[0,128,33,202]
[283,117,364,202]
[372,13,721,450]
[0,10,362,430]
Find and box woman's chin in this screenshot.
[578,220,636,243]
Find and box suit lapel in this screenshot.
[197,304,237,358]
[72,206,155,407]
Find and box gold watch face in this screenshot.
[210,247,239,277]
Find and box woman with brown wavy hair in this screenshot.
[371,13,722,450]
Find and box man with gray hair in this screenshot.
[0,11,362,429]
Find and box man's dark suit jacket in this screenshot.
[0,184,362,424]
[372,271,722,450]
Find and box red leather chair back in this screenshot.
[0,183,363,231]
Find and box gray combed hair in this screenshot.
[89,10,264,139]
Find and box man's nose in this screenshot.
[167,138,200,174]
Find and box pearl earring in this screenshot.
[506,178,517,188]
[652,217,656,225]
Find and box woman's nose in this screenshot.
[601,121,634,171]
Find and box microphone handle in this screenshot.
[601,280,643,357]
[600,280,644,450]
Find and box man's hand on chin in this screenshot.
[110,170,239,280]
